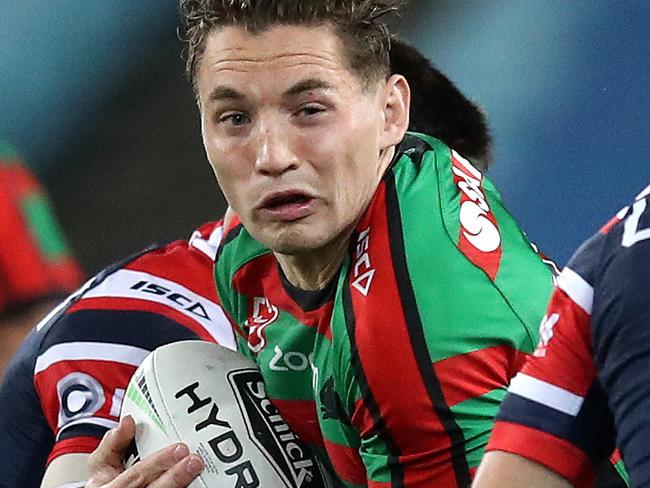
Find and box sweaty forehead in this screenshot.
[200,24,350,76]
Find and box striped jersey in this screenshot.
[487,183,650,488]
[0,221,234,487]
[0,140,83,314]
[215,133,555,487]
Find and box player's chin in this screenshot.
[249,218,325,253]
[264,224,332,255]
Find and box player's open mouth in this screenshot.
[257,190,316,222]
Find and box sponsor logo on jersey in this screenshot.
[57,372,106,427]
[130,280,211,320]
[451,150,503,279]
[269,345,314,372]
[533,313,560,358]
[352,228,375,296]
[246,297,280,353]
[80,269,237,349]
[622,197,650,248]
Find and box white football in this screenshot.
[121,340,332,488]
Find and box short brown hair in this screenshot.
[179,0,407,88]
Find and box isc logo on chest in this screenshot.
[130,280,211,320]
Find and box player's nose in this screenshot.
[254,119,299,176]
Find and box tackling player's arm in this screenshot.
[474,186,650,488]
[592,188,650,485]
[473,451,572,488]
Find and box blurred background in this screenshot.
[1,0,649,273]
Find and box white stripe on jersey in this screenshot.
[56,416,119,441]
[80,269,236,349]
[189,224,224,261]
[557,267,594,315]
[35,342,150,374]
[509,372,584,416]
[636,183,650,201]
[36,276,97,331]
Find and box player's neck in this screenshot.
[274,233,350,291]
[274,145,396,291]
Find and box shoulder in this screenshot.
[359,133,553,334]
[36,221,235,357]
[8,223,237,462]
[564,183,650,321]
[580,184,650,353]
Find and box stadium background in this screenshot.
[1,0,648,273]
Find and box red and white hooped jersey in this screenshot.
[487,183,650,487]
[0,221,234,487]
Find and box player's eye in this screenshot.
[298,105,325,117]
[219,112,251,126]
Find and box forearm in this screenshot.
[40,453,90,488]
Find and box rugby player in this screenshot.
[473,184,650,488]
[87,1,556,487]
[0,141,83,376]
[0,37,495,487]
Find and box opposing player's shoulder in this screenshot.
[600,183,650,248]
[28,223,237,453]
[567,183,650,285]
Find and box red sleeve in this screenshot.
[487,271,608,488]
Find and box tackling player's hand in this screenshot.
[86,416,204,488]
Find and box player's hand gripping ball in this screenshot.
[121,341,333,488]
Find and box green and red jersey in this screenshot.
[215,133,554,487]
[0,141,83,314]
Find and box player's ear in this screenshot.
[379,74,410,149]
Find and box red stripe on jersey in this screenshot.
[599,215,622,235]
[67,297,218,342]
[47,436,102,465]
[349,182,459,487]
[451,152,502,281]
[126,241,218,300]
[488,421,595,488]
[233,254,333,339]
[434,345,522,407]
[524,289,596,397]
[350,398,374,439]
[34,359,137,434]
[610,449,622,465]
[271,398,324,449]
[323,437,367,486]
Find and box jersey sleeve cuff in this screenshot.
[487,420,595,488]
[47,436,102,466]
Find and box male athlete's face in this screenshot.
[197,24,407,254]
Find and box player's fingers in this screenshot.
[89,416,137,471]
[103,443,198,487]
[147,454,204,488]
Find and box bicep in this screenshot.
[473,451,573,488]
[40,453,90,488]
